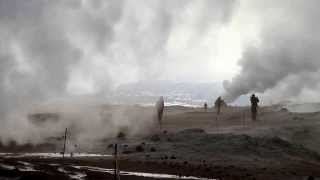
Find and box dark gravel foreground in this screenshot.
[1,129,320,180]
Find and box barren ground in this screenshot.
[1,105,320,180]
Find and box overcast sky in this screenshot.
[1,0,320,111]
[0,1,247,94]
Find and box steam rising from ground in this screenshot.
[0,0,236,144]
[0,103,157,146]
[223,1,320,103]
[3,0,320,145]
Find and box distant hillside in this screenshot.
[107,81,223,106]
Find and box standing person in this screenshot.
[250,94,259,121]
[156,96,165,129]
[204,102,208,112]
[215,96,223,115]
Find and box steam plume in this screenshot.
[223,1,320,103]
[0,0,236,144]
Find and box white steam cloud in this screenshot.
[223,1,320,103]
[0,0,236,144]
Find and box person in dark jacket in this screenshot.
[204,102,208,112]
[250,94,259,121]
[215,96,223,115]
[156,96,165,129]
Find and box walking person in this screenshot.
[155,96,165,129]
[215,96,223,115]
[250,94,259,121]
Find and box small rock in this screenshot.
[117,132,126,139]
[307,176,314,180]
[135,145,144,152]
[150,147,156,152]
[170,155,177,159]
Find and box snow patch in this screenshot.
[0,153,111,158]
[18,166,38,172]
[283,103,320,113]
[0,163,15,170]
[69,172,87,180]
[73,165,217,180]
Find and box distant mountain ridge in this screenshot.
[107,81,223,106]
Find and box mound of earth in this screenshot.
[122,129,320,165]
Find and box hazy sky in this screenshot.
[0,0,247,96]
[0,0,320,110]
